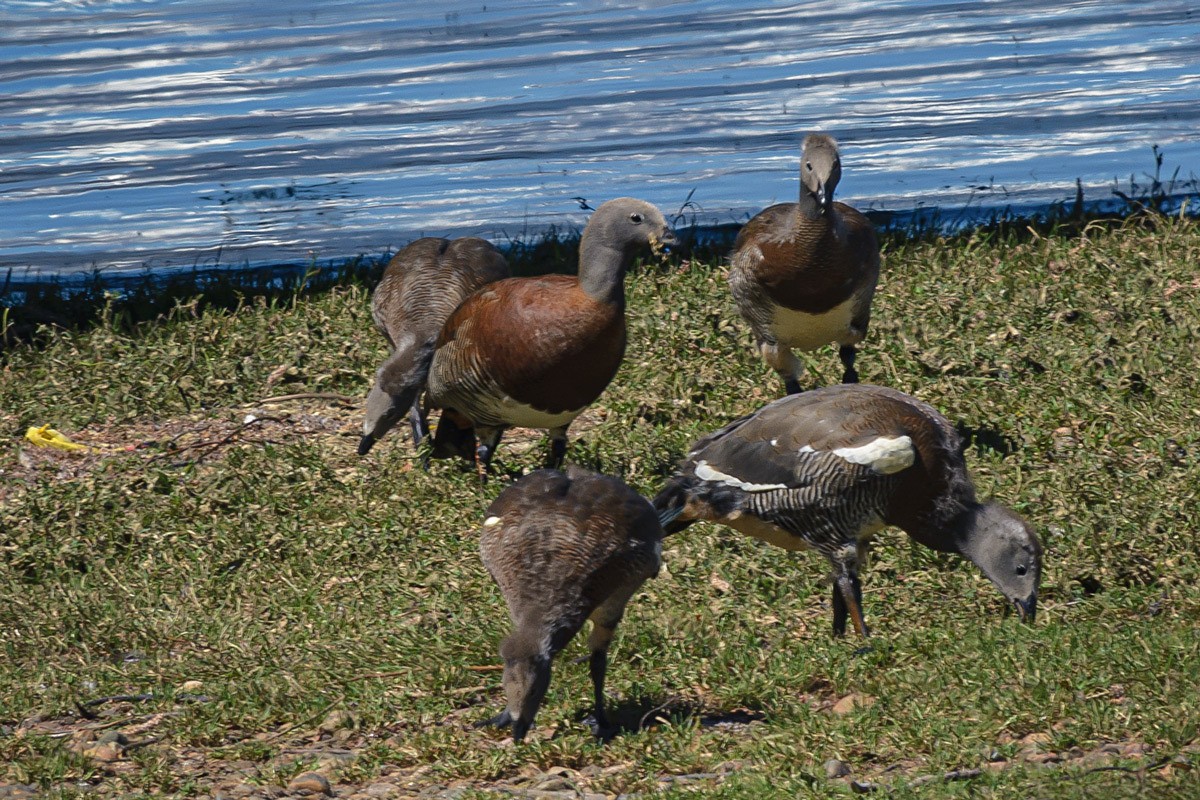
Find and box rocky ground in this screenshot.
[5,690,1192,799]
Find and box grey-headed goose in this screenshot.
[478,467,664,742]
[729,134,880,395]
[427,198,676,476]
[653,384,1041,637]
[358,237,509,456]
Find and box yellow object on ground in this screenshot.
[25,424,93,452]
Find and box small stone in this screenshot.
[179,680,204,693]
[1027,752,1062,765]
[97,731,130,746]
[831,693,875,716]
[824,759,851,779]
[83,742,125,762]
[364,784,399,798]
[287,773,333,796]
[536,778,573,791]
[849,779,877,793]
[318,709,356,735]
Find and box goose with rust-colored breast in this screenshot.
[729,133,880,395]
[653,384,1041,637]
[426,198,676,476]
[358,236,509,457]
[478,467,666,742]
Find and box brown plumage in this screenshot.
[653,384,1041,637]
[358,237,509,456]
[427,198,676,475]
[478,467,663,742]
[729,133,880,395]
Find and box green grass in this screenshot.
[2,215,1200,798]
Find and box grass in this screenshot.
[2,214,1200,798]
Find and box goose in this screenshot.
[653,384,1041,637]
[728,134,879,394]
[426,198,676,475]
[478,467,664,742]
[358,237,509,456]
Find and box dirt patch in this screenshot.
[5,696,1190,799]
[3,396,610,495]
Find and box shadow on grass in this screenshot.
[577,695,766,739]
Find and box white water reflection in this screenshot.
[0,0,1198,275]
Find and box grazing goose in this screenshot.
[653,384,1041,637]
[358,237,509,456]
[478,467,664,742]
[729,134,880,395]
[427,198,676,475]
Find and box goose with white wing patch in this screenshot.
[652,384,1041,637]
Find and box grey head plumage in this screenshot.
[800,133,843,214]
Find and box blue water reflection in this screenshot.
[1,0,1197,275]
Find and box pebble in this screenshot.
[82,742,125,762]
[824,759,851,779]
[831,693,876,716]
[363,784,400,798]
[288,773,333,796]
[0,785,39,799]
[319,710,357,735]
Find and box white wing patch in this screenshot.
[831,435,915,474]
[694,460,788,492]
[482,515,502,527]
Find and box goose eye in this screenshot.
[629,213,643,224]
[1015,564,1028,577]
[805,162,813,171]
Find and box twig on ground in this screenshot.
[257,392,360,405]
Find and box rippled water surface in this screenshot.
[2,0,1198,275]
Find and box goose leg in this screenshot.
[838,344,859,384]
[409,400,430,446]
[546,426,569,469]
[585,587,638,739]
[475,426,505,483]
[760,341,804,395]
[833,571,870,638]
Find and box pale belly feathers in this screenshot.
[768,295,859,351]
[479,392,584,430]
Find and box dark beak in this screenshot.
[357,434,377,456]
[1014,593,1037,623]
[818,183,833,214]
[659,228,680,249]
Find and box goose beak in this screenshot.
[1014,592,1037,623]
[357,434,377,456]
[818,183,833,214]
[652,228,679,256]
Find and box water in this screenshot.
[2,0,1198,278]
